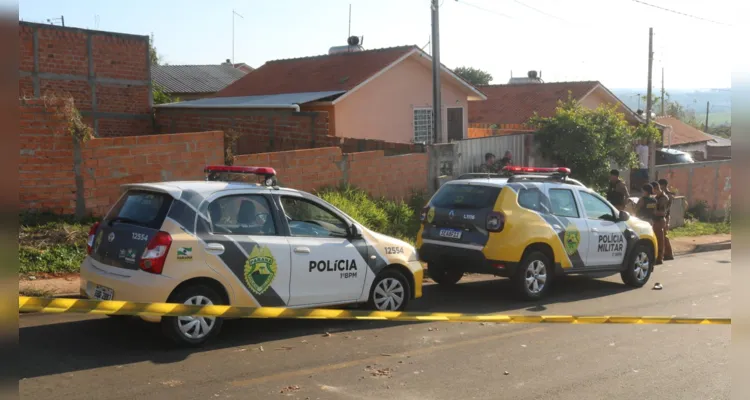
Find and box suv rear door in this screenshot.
[422,182,503,248]
[91,189,174,270]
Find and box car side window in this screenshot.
[579,191,616,221]
[548,189,580,218]
[517,188,550,213]
[207,194,277,236]
[280,196,349,238]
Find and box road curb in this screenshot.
[674,240,731,257]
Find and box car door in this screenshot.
[545,187,590,267]
[279,195,368,307]
[577,190,627,267]
[202,193,292,306]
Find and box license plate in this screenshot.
[93,285,114,301]
[438,228,462,239]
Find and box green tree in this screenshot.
[453,66,493,86]
[529,94,660,191]
[153,84,178,105]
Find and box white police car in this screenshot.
[80,166,424,346]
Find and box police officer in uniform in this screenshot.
[478,153,498,173]
[636,184,657,221]
[607,169,630,212]
[658,179,675,261]
[650,181,669,265]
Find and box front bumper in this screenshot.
[408,260,424,299]
[417,242,518,278]
[80,256,177,323]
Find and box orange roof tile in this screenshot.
[214,46,417,98]
[656,116,714,146]
[468,81,600,125]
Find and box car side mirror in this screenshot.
[618,210,630,222]
[349,224,362,238]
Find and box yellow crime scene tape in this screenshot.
[18,296,730,325]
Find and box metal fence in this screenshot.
[454,133,529,175]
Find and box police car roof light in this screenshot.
[204,166,277,176]
[503,166,571,175]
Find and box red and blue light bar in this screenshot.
[502,166,571,175]
[204,166,278,186]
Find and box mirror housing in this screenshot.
[618,210,630,222]
[348,224,362,238]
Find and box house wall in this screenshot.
[234,147,428,200]
[334,56,470,143]
[19,22,152,137]
[300,103,337,135]
[654,160,731,219]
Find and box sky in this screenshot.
[18,0,735,90]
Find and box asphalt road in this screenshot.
[19,250,731,400]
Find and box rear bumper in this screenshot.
[417,241,518,277]
[80,257,177,323]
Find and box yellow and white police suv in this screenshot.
[81,166,423,346]
[416,167,658,300]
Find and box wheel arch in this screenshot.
[380,264,417,299]
[521,242,556,272]
[167,277,231,305]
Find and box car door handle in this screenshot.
[591,228,599,233]
[294,247,311,254]
[205,243,225,255]
[552,224,562,232]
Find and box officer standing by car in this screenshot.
[636,184,657,221]
[478,152,499,173]
[650,181,669,265]
[606,169,630,212]
[657,178,675,261]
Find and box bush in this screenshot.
[317,186,426,244]
[19,212,94,276]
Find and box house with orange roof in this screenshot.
[656,116,720,161]
[158,42,487,144]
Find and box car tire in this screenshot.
[427,265,463,285]
[161,284,225,348]
[367,269,411,312]
[513,251,553,301]
[620,243,653,287]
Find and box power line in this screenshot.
[511,0,566,22]
[454,0,513,19]
[630,0,732,26]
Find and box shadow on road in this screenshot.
[20,274,633,379]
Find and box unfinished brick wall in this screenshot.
[234,147,428,200]
[655,160,731,218]
[19,22,152,137]
[155,107,424,156]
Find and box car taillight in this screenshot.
[486,212,505,232]
[86,222,100,254]
[139,231,172,274]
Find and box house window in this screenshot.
[413,108,434,144]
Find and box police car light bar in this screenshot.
[204,166,278,186]
[503,166,571,175]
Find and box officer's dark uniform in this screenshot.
[607,178,629,211]
[636,194,657,221]
[653,192,670,263]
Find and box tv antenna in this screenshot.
[47,15,65,26]
[232,9,244,65]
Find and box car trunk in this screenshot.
[422,183,503,247]
[90,189,174,270]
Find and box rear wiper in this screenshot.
[107,216,141,226]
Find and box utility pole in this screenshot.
[645,27,656,181]
[705,101,710,132]
[232,10,244,65]
[660,67,665,116]
[430,0,442,144]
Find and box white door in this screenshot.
[204,193,292,306]
[577,191,627,267]
[545,188,591,267]
[279,196,368,307]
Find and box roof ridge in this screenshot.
[153,64,244,68]
[478,80,600,88]
[264,45,418,64]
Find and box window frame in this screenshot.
[278,195,352,239]
[413,107,435,145]
[516,187,551,214]
[206,193,280,236]
[546,188,581,219]
[577,190,618,222]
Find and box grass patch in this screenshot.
[18,287,55,298]
[19,212,94,276]
[317,186,426,245]
[669,220,731,238]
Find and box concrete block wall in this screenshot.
[655,160,731,219]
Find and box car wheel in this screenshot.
[161,285,224,347]
[513,251,553,300]
[620,244,653,287]
[367,270,411,312]
[427,264,463,285]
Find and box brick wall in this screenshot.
[155,107,424,156]
[20,97,223,216]
[19,22,152,137]
[234,147,428,200]
[655,160,731,218]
